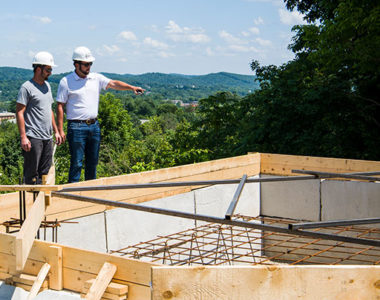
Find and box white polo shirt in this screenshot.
[56,71,110,120]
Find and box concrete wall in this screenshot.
[260,176,380,222]
[321,180,380,221]
[260,176,321,221]
[53,180,260,253]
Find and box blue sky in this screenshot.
[0,0,306,75]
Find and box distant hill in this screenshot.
[0,67,259,104]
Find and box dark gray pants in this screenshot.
[22,137,53,184]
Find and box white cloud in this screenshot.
[143,37,169,49]
[157,51,174,58]
[278,9,306,25]
[255,37,272,47]
[166,20,182,33]
[102,45,120,55]
[229,45,259,53]
[34,16,52,24]
[254,17,264,25]
[118,31,137,41]
[249,27,260,35]
[219,30,246,45]
[165,20,210,43]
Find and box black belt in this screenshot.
[69,118,97,125]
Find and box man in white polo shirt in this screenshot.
[56,46,144,183]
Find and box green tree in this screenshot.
[195,92,242,159]
[235,0,380,160]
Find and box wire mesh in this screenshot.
[110,215,380,266]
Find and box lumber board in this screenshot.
[14,282,47,293]
[152,265,380,300]
[0,271,12,281]
[0,232,15,255]
[15,191,46,271]
[48,246,63,290]
[84,262,117,300]
[61,246,154,286]
[63,268,150,300]
[84,279,128,295]
[27,262,51,299]
[16,238,155,286]
[0,252,45,278]
[0,185,60,192]
[42,165,56,185]
[12,273,48,287]
[82,289,126,300]
[80,293,126,300]
[260,153,380,176]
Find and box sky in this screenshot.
[0,0,306,75]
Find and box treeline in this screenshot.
[0,69,258,110]
[0,0,378,185]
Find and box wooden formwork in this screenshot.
[0,153,379,299]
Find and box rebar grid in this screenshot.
[110,215,380,266]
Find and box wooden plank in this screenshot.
[42,166,56,206]
[48,246,63,290]
[81,293,126,300]
[82,289,127,300]
[63,268,150,300]
[0,252,45,277]
[0,232,16,255]
[84,279,128,295]
[27,263,51,299]
[14,282,47,293]
[152,265,380,299]
[42,165,56,185]
[0,185,60,192]
[15,191,46,271]
[84,262,117,300]
[260,153,380,176]
[12,274,48,288]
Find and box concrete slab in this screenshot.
[57,212,107,252]
[260,175,320,221]
[106,192,196,251]
[321,180,380,221]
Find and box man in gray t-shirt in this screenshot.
[16,52,62,184]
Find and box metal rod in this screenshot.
[57,175,319,192]
[225,175,247,220]
[292,169,380,181]
[51,191,380,247]
[289,218,380,230]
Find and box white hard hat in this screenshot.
[72,46,95,62]
[32,51,57,67]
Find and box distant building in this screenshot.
[0,112,16,123]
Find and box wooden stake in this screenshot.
[84,262,117,300]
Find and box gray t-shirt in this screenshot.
[17,79,53,140]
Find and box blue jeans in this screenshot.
[67,121,101,183]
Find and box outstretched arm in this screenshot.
[106,80,145,95]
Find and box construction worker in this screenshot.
[16,51,62,184]
[56,46,145,183]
